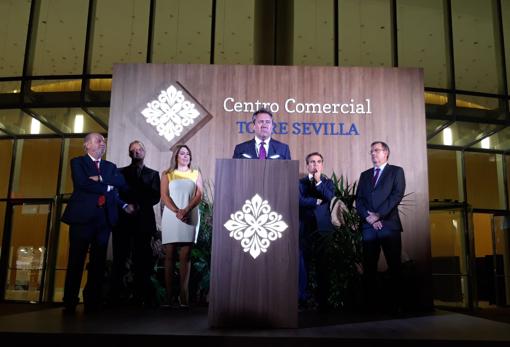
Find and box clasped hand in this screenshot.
[366,211,383,230]
[176,208,190,222]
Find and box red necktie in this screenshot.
[95,160,105,207]
[372,168,380,187]
[259,142,266,160]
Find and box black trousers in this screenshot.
[361,226,402,310]
[63,209,110,308]
[110,225,154,304]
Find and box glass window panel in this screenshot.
[455,94,504,120]
[503,0,510,95]
[90,0,150,74]
[0,109,55,135]
[429,209,468,306]
[506,155,510,208]
[465,152,505,209]
[425,92,451,116]
[11,139,60,198]
[428,149,463,202]
[0,81,21,94]
[0,0,31,77]
[5,204,50,302]
[428,121,499,147]
[214,0,256,64]
[472,213,507,305]
[339,0,392,67]
[473,213,493,257]
[426,119,449,139]
[28,108,105,134]
[0,202,5,257]
[60,138,86,194]
[0,139,13,198]
[85,107,109,127]
[293,0,334,66]
[493,216,510,305]
[31,0,88,75]
[470,126,510,150]
[85,79,111,104]
[89,79,111,92]
[397,0,448,88]
[25,79,82,105]
[53,203,88,302]
[0,81,22,107]
[152,0,212,64]
[30,79,82,93]
[451,0,501,94]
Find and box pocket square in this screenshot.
[269,154,280,159]
[242,153,252,158]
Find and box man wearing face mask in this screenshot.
[109,140,161,308]
[232,108,291,160]
[62,133,131,313]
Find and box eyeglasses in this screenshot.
[369,149,385,154]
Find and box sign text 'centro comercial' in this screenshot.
[223,97,372,115]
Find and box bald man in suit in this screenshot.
[61,133,133,313]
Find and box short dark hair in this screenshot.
[252,108,273,123]
[305,152,323,164]
[371,141,390,158]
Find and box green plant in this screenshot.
[320,173,363,310]
[189,179,213,305]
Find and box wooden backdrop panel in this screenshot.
[108,63,431,310]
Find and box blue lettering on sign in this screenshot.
[237,120,359,136]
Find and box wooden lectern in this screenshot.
[208,159,299,328]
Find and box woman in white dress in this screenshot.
[160,144,203,307]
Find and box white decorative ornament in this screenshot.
[141,84,201,142]
[224,194,288,259]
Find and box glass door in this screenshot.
[473,213,510,307]
[491,215,509,306]
[3,202,52,302]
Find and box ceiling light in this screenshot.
[481,137,490,149]
[443,127,453,146]
[30,118,41,134]
[74,114,84,133]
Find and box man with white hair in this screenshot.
[61,132,133,313]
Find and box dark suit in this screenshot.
[298,175,335,307]
[232,138,291,159]
[355,164,405,310]
[61,155,126,310]
[110,164,160,306]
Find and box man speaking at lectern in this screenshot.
[233,108,291,160]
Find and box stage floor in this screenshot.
[0,304,509,346]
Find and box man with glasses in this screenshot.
[356,141,406,314]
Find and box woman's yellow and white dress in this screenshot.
[161,169,200,244]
